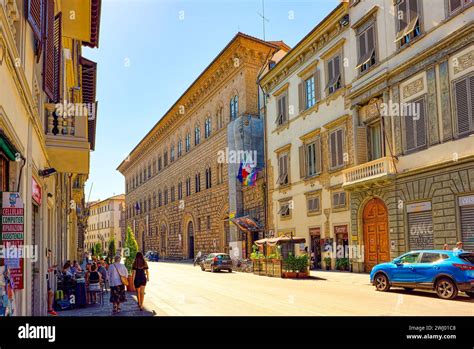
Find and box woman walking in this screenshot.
[132,252,149,311]
[107,255,128,314]
[86,263,102,304]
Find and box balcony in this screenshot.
[44,104,90,174]
[342,157,397,189]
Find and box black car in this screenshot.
[200,253,233,273]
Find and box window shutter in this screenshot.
[283,154,288,183]
[314,70,321,102]
[340,192,346,207]
[27,0,43,41]
[330,132,337,168]
[334,56,341,81]
[367,26,375,53]
[356,126,368,164]
[337,129,344,166]
[298,82,305,112]
[43,0,57,102]
[397,0,408,32]
[471,75,474,128]
[333,193,339,207]
[415,99,426,148]
[53,13,62,102]
[281,95,287,122]
[328,59,334,89]
[358,32,367,62]
[408,0,419,21]
[315,137,322,174]
[405,113,416,151]
[299,145,306,179]
[454,77,471,135]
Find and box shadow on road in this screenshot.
[387,288,474,303]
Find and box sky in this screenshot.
[84,0,339,202]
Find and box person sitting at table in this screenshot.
[62,261,74,278]
[71,260,83,275]
[86,263,102,304]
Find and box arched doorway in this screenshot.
[187,221,194,259]
[363,198,390,272]
[160,224,167,257]
[141,230,145,253]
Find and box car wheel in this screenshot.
[374,273,390,292]
[435,278,458,300]
[464,291,474,298]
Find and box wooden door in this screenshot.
[363,198,389,272]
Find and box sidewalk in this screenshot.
[57,291,155,317]
[310,270,372,286]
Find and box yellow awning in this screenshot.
[62,0,91,43]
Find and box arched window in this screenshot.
[177,139,182,157]
[153,192,157,209]
[186,177,191,196]
[194,125,201,145]
[170,144,175,162]
[205,116,212,138]
[178,181,183,200]
[185,133,191,152]
[230,95,238,120]
[195,173,201,193]
[205,167,212,189]
[158,190,163,207]
[164,187,169,205]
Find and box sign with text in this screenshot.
[1,192,24,289]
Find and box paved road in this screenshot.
[140,262,474,316]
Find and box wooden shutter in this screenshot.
[455,77,473,136]
[281,95,287,122]
[408,0,419,21]
[298,82,305,112]
[315,70,321,102]
[330,131,337,168]
[315,137,322,174]
[299,145,306,179]
[367,26,375,54]
[27,0,43,41]
[337,129,344,166]
[471,76,474,127]
[358,32,367,64]
[356,126,368,164]
[405,112,415,151]
[328,59,334,90]
[397,0,408,32]
[415,99,427,148]
[43,0,60,102]
[334,56,341,81]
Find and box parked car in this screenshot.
[370,250,474,300]
[145,251,159,262]
[200,253,233,273]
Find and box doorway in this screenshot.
[310,228,321,270]
[363,198,390,272]
[187,221,194,259]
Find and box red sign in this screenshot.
[309,227,321,236]
[334,225,348,238]
[32,178,42,205]
[2,192,24,289]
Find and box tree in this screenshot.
[107,237,116,261]
[94,242,102,257]
[124,226,138,273]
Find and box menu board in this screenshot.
[1,192,24,289]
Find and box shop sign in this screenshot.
[1,192,24,289]
[406,202,431,213]
[459,195,474,207]
[309,227,321,236]
[334,225,348,238]
[32,178,42,205]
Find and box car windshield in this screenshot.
[398,253,420,264]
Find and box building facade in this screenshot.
[343,0,474,272]
[0,0,100,315]
[260,3,354,270]
[85,194,125,253]
[118,33,288,260]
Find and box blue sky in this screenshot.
[84,0,339,202]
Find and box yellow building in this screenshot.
[0,0,101,315]
[85,194,125,254]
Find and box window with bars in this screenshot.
[453,73,474,138]
[356,24,376,73]
[326,55,342,95]
[395,0,422,47]
[403,97,427,153]
[332,191,347,209]
[276,93,288,126]
[329,128,345,169]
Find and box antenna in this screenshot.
[257,0,269,41]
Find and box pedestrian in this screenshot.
[97,261,108,290]
[86,263,102,304]
[453,241,464,252]
[132,252,149,311]
[46,249,58,316]
[107,255,128,314]
[443,244,449,250]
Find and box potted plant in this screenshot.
[324,257,332,271]
[282,254,297,278]
[336,258,349,271]
[124,227,138,292]
[296,254,309,278]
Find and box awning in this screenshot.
[62,0,101,48]
[255,236,306,247]
[230,216,263,234]
[394,16,419,42]
[0,130,19,161]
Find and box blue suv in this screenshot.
[370,250,474,300]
